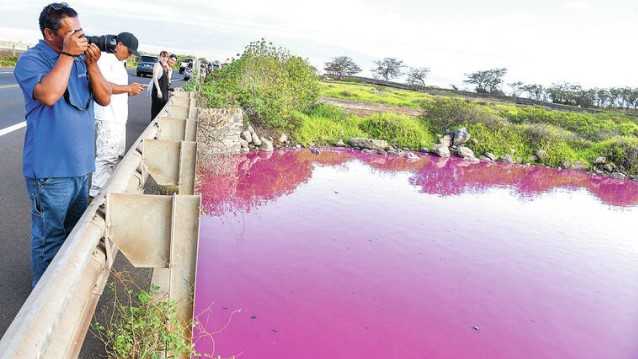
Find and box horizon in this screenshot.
[0,0,636,91]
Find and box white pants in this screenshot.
[90,120,126,197]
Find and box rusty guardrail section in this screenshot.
[0,87,203,358]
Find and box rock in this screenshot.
[535,149,548,162]
[239,139,249,148]
[594,156,607,165]
[295,144,302,149]
[260,138,273,152]
[405,152,419,160]
[611,172,627,180]
[433,144,451,158]
[361,149,376,154]
[479,155,491,162]
[241,130,252,143]
[377,149,387,155]
[252,135,262,146]
[278,133,288,144]
[310,147,320,154]
[439,134,452,147]
[603,163,616,173]
[500,154,514,164]
[485,152,498,161]
[420,147,430,154]
[335,139,346,147]
[247,125,255,135]
[528,155,539,163]
[451,127,471,146]
[455,146,476,160]
[348,138,390,151]
[631,175,638,181]
[387,148,401,156]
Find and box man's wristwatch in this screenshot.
[61,51,77,58]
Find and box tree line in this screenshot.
[324,56,638,110]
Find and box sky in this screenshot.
[1,0,637,90]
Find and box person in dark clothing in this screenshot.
[150,50,169,120]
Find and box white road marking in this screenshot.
[0,121,26,137]
[0,84,18,89]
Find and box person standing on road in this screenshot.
[13,3,112,287]
[150,50,169,120]
[90,32,144,198]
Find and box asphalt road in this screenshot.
[0,66,184,357]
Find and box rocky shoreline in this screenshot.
[242,123,638,182]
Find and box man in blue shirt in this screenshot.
[14,3,112,287]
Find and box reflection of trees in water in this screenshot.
[411,157,638,207]
[197,149,638,216]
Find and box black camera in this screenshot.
[86,34,117,53]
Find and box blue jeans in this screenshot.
[25,176,89,287]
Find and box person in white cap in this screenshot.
[90,32,144,198]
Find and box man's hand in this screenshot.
[84,44,101,66]
[127,83,144,96]
[156,91,162,99]
[62,30,88,56]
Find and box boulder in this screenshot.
[484,152,498,161]
[439,134,452,147]
[500,154,514,164]
[451,127,471,146]
[260,138,273,152]
[310,147,320,154]
[479,155,491,162]
[241,130,252,143]
[432,144,451,158]
[239,139,249,148]
[603,163,616,173]
[594,156,607,165]
[535,149,548,162]
[335,139,346,147]
[348,138,390,151]
[420,147,430,154]
[611,172,627,180]
[252,135,262,146]
[278,133,288,144]
[455,146,475,159]
[404,152,419,160]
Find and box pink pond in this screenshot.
[193,149,638,358]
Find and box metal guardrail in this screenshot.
[0,89,201,358]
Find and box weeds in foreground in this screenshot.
[91,271,195,359]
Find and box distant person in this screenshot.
[90,32,144,198]
[167,53,177,86]
[13,2,112,286]
[150,50,169,119]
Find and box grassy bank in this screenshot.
[197,41,638,177]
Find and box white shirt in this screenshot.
[94,53,129,123]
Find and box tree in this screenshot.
[464,68,507,94]
[324,56,361,79]
[521,84,546,101]
[372,58,405,81]
[508,81,524,97]
[406,67,430,87]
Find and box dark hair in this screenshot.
[169,54,177,59]
[159,51,168,57]
[39,3,78,36]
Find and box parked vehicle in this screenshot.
[136,55,158,77]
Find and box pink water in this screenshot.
[193,149,638,358]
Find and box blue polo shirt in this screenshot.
[14,40,95,178]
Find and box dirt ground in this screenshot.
[319,97,422,117]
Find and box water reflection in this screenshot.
[196,149,638,215]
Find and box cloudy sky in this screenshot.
[1,0,637,89]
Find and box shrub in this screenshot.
[358,113,436,149]
[201,39,319,130]
[593,136,638,175]
[292,111,366,146]
[424,97,507,132]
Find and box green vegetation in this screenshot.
[319,81,433,108]
[198,41,638,177]
[293,104,435,149]
[200,38,319,131]
[92,274,194,359]
[0,54,18,67]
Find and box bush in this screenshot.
[201,39,319,130]
[594,136,638,175]
[358,113,435,149]
[293,111,367,146]
[424,97,507,132]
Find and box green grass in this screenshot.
[319,81,434,109]
[292,104,436,149]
